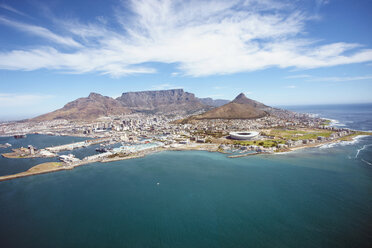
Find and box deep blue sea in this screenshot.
[0,104,372,248]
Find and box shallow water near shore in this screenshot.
[0,104,372,247]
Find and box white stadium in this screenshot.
[229,131,260,140]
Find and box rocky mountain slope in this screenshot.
[190,93,269,120]
[32,93,131,121]
[116,89,210,114]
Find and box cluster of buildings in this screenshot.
[1,108,357,162]
[277,128,352,149]
[186,114,327,132]
[0,108,329,142]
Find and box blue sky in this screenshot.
[0,0,372,120]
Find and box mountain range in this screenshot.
[31,89,284,121]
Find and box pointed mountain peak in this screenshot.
[231,92,267,107]
[233,93,247,101]
[232,93,252,104]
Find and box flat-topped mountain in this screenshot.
[33,93,131,121]
[116,89,209,114]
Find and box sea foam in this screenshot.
[319,135,369,150]
[355,143,372,158]
[361,159,372,166]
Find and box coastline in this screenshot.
[1,134,369,182]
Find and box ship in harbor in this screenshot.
[13,134,27,139]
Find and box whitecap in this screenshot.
[355,143,372,158]
[361,159,372,166]
[319,143,339,149]
[320,117,347,127]
[326,118,347,127]
[319,135,369,150]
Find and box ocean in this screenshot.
[0,104,371,248]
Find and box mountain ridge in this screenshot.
[30,90,274,122]
[32,93,131,121]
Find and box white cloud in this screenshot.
[0,0,371,77]
[0,3,28,17]
[245,91,253,94]
[151,83,183,90]
[0,17,81,47]
[0,93,54,107]
[315,0,330,8]
[309,75,372,82]
[285,74,311,79]
[285,85,296,88]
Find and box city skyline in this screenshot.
[1,0,372,120]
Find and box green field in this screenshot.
[322,119,332,126]
[268,129,333,141]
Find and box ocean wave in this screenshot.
[330,120,346,127]
[361,159,372,166]
[319,135,369,150]
[322,118,347,127]
[319,143,338,149]
[355,143,372,158]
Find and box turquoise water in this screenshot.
[1,149,372,247]
[1,105,372,247]
[0,134,88,176]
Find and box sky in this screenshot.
[0,0,372,120]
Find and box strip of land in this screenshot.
[0,162,65,182]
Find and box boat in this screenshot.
[95,147,108,153]
[14,134,27,139]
